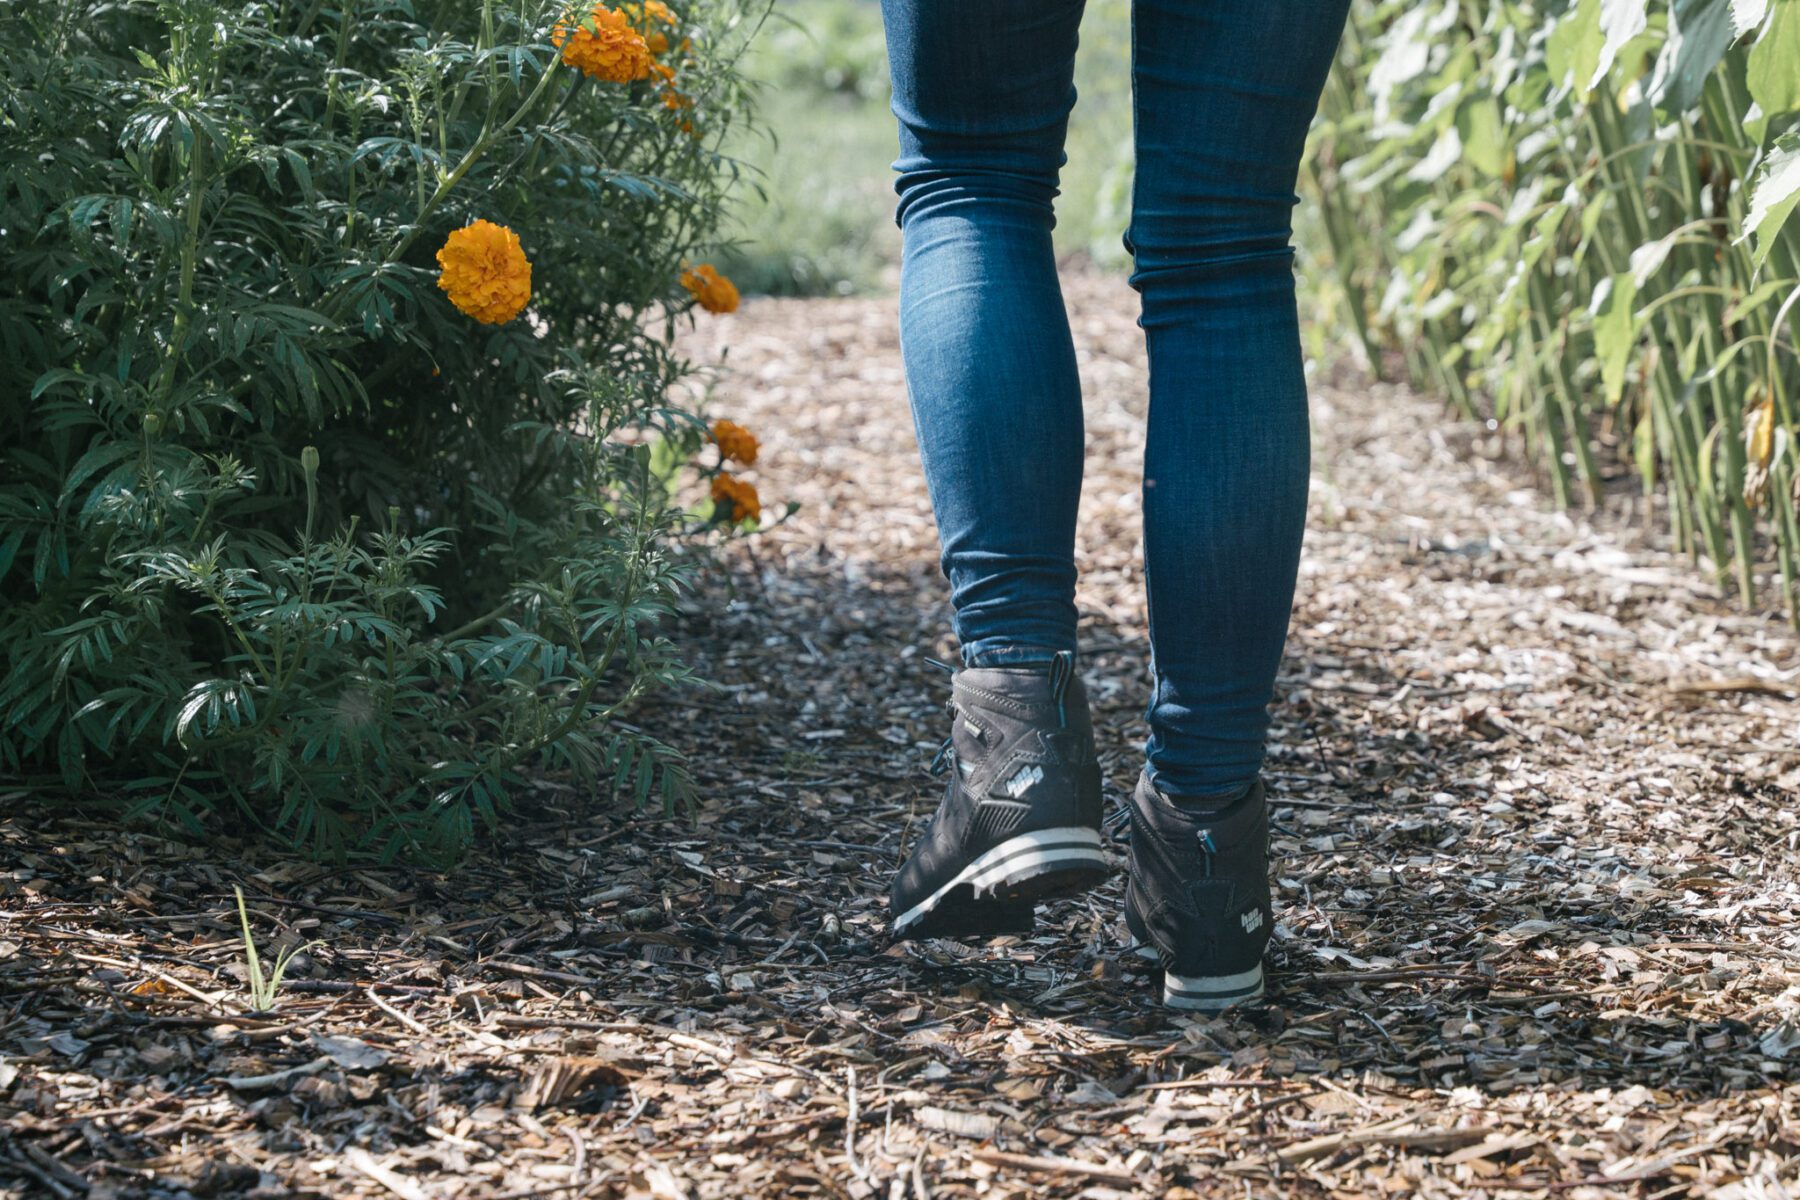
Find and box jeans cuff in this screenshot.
[960,642,1071,670]
[1145,764,1256,804]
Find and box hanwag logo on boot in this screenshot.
[1239,908,1264,934]
[1002,764,1044,799]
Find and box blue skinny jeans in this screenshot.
[880,0,1349,799]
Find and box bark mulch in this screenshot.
[5,270,1800,1199]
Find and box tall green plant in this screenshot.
[0,0,767,860]
[1305,0,1800,620]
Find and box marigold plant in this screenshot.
[681,262,740,313]
[710,472,762,523]
[0,0,768,863]
[711,419,759,465]
[436,220,533,325]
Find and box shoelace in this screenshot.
[1102,802,1132,846]
[928,736,955,777]
[923,658,957,776]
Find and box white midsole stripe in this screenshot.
[1133,942,1266,996]
[1165,963,1265,995]
[1164,977,1264,1011]
[893,827,1104,932]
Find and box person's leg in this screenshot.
[879,0,1087,668]
[1128,0,1349,799]
[880,0,1109,941]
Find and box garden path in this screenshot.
[5,271,1800,1198]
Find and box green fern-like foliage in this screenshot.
[0,0,764,861]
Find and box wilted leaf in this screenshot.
[1749,387,1778,468]
[1745,384,1780,507]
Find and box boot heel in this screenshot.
[1163,964,1265,1012]
[968,827,1109,904]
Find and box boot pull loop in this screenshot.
[1049,650,1074,729]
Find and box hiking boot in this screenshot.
[1123,768,1272,1011]
[889,651,1108,938]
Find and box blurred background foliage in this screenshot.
[717,0,1133,294]
[719,0,1800,623]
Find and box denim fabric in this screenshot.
[880,0,1350,797]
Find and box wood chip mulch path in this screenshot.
[5,270,1800,1199]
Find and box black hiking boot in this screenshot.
[889,651,1108,938]
[1123,768,1272,1011]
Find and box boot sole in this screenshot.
[1124,905,1266,1012]
[892,827,1108,936]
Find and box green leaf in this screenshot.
[1743,134,1800,274]
[1724,275,1795,322]
[1547,0,1607,93]
[1455,96,1507,178]
[1630,231,1679,286]
[1735,0,1771,34]
[1648,0,1739,114]
[1549,0,1647,95]
[1749,0,1800,116]
[59,438,136,505]
[1591,273,1641,405]
[1596,0,1651,88]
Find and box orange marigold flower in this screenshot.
[680,263,738,314]
[622,1,675,52]
[553,4,653,82]
[436,219,532,325]
[677,116,698,138]
[622,0,676,24]
[710,419,759,466]
[711,471,761,524]
[650,60,676,83]
[661,85,693,111]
